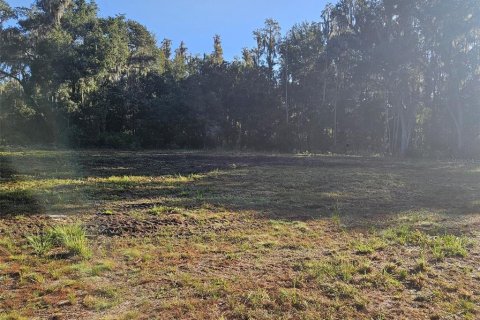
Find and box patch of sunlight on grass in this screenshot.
[0,179,85,192]
[431,235,470,260]
[320,192,344,199]
[396,209,442,226]
[0,150,74,158]
[88,174,206,185]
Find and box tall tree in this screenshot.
[212,34,224,65]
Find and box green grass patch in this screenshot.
[0,311,28,320]
[26,233,55,256]
[26,223,91,259]
[382,225,427,245]
[49,224,91,259]
[352,237,386,254]
[243,289,272,308]
[383,226,470,260]
[305,255,363,282]
[430,235,470,260]
[83,287,120,311]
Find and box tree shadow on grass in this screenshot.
[155,162,480,233]
[2,151,480,234]
[0,155,43,216]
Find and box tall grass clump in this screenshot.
[49,224,91,259]
[27,224,91,259]
[26,233,55,256]
[431,235,469,260]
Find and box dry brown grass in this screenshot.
[0,150,479,319]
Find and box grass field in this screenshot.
[0,150,479,319]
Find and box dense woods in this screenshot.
[0,0,479,157]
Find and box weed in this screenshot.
[331,202,342,226]
[457,299,476,319]
[0,236,15,253]
[414,254,430,273]
[380,267,402,288]
[244,289,272,308]
[83,287,119,311]
[408,273,427,290]
[193,278,229,299]
[148,205,181,215]
[430,235,469,260]
[122,246,153,262]
[322,281,360,300]
[122,248,142,260]
[396,268,408,281]
[383,226,470,260]
[362,268,402,289]
[382,225,426,245]
[68,292,77,305]
[91,260,115,276]
[48,224,91,259]
[102,210,114,215]
[26,233,54,256]
[352,237,386,254]
[278,288,308,310]
[306,255,359,282]
[83,295,115,311]
[0,312,28,320]
[22,272,45,284]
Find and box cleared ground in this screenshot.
[0,150,479,319]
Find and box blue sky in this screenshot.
[8,0,330,60]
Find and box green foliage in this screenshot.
[383,226,470,260]
[26,233,55,256]
[26,224,91,259]
[83,294,116,311]
[148,205,180,215]
[331,204,342,227]
[306,256,360,282]
[0,236,15,253]
[49,224,91,259]
[430,235,469,260]
[244,289,272,308]
[382,226,427,246]
[352,237,386,254]
[278,288,307,310]
[1,0,479,157]
[0,311,28,320]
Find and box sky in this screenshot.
[7,0,330,60]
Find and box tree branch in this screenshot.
[0,68,23,85]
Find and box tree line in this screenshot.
[1,0,479,157]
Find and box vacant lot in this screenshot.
[0,150,479,319]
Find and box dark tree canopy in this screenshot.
[1,0,479,157]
